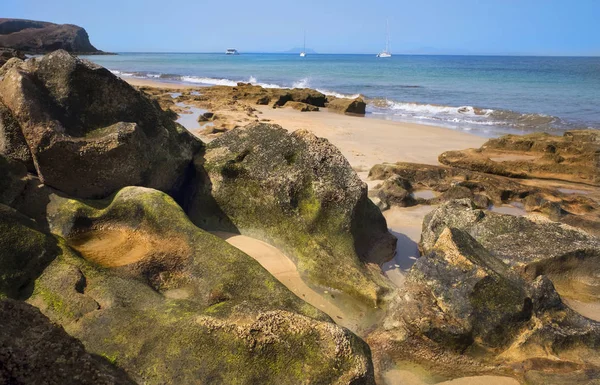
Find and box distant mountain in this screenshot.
[0,18,107,54]
[283,47,317,54]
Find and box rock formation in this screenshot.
[0,50,201,198]
[369,202,600,383]
[369,161,600,236]
[0,18,102,54]
[439,131,600,186]
[0,299,135,384]
[420,199,600,304]
[327,97,367,115]
[0,51,388,384]
[286,101,320,112]
[186,123,396,304]
[28,187,375,385]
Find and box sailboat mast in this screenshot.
[385,19,390,52]
[303,30,306,52]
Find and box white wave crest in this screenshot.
[181,76,239,86]
[248,76,282,89]
[110,70,136,77]
[385,100,493,117]
[292,78,311,88]
[316,89,361,99]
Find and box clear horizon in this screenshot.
[2,0,599,56]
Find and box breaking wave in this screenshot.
[109,68,567,134]
[368,99,561,133]
[316,89,361,99]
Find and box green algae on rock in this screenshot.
[186,123,396,305]
[30,185,376,384]
[0,204,60,299]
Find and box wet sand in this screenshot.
[211,231,382,334]
[381,205,437,288]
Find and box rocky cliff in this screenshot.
[0,18,103,54]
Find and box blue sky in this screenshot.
[2,0,599,55]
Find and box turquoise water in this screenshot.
[83,53,600,136]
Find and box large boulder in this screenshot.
[0,50,202,198]
[0,299,135,385]
[29,186,375,385]
[0,18,102,53]
[327,97,366,115]
[368,225,600,382]
[421,199,600,308]
[186,123,396,304]
[439,131,600,186]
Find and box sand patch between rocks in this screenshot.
[69,228,189,268]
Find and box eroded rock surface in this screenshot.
[369,212,600,383]
[187,123,396,304]
[439,131,600,186]
[26,186,375,385]
[0,50,201,198]
[369,161,600,236]
[327,97,367,115]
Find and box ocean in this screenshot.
[82,53,600,137]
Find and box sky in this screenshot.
[2,0,599,55]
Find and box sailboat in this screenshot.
[300,31,306,57]
[377,20,392,58]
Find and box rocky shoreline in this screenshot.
[1,51,599,385]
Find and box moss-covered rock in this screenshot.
[31,186,375,384]
[0,50,202,199]
[186,123,396,305]
[0,204,60,299]
[0,298,136,385]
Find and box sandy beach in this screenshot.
[127,77,486,168]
